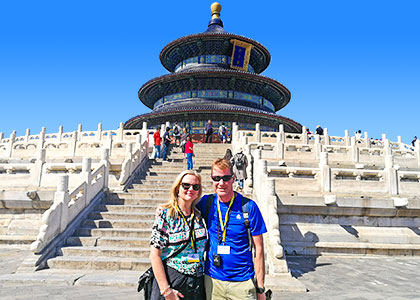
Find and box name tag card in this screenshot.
[217,245,231,255]
[187,253,200,263]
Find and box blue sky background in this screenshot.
[1,0,419,144]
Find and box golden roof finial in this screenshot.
[211,2,222,19]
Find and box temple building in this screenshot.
[124,3,302,134]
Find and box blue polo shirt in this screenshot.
[197,193,267,281]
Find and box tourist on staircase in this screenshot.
[218,122,227,143]
[150,170,207,300]
[205,120,213,143]
[153,128,162,160]
[184,135,195,171]
[173,122,182,147]
[232,151,248,192]
[162,127,172,161]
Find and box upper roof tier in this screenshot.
[159,3,271,74]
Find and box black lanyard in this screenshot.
[176,206,197,252]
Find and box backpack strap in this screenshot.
[240,194,253,251]
[203,194,215,225]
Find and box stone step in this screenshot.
[66,236,150,248]
[132,180,214,187]
[82,219,154,229]
[75,227,151,238]
[47,255,150,271]
[88,211,156,220]
[280,224,420,244]
[61,246,150,258]
[283,241,420,256]
[105,194,212,204]
[0,235,35,245]
[95,204,162,213]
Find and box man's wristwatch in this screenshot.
[256,286,265,294]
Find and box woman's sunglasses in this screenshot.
[180,183,201,191]
[211,175,233,182]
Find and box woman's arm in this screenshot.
[150,246,184,299]
[150,246,169,293]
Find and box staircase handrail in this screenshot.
[30,155,109,254]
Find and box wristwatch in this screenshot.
[256,286,265,294]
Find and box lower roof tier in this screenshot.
[138,69,291,111]
[124,103,302,133]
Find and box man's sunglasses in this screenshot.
[180,183,201,191]
[211,175,233,182]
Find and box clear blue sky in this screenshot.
[1,1,419,144]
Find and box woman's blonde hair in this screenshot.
[162,170,203,218]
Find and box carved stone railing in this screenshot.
[0,122,149,160]
[30,153,108,254]
[252,149,290,276]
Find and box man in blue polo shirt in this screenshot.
[197,158,267,300]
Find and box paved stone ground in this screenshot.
[1,246,420,299]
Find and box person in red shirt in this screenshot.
[153,128,161,159]
[184,135,194,170]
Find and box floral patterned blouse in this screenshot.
[150,208,207,275]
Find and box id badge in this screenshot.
[187,253,200,263]
[217,245,231,255]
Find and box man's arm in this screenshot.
[252,234,266,300]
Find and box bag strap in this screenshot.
[163,214,195,262]
[240,194,253,251]
[203,194,215,225]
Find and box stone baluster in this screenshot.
[77,124,82,141]
[253,148,262,192]
[105,132,113,156]
[255,123,261,143]
[71,131,78,157]
[34,148,46,187]
[117,122,124,142]
[82,157,92,201]
[397,136,404,151]
[415,140,420,166]
[278,124,285,143]
[364,131,370,148]
[232,122,237,144]
[101,149,110,190]
[319,152,331,192]
[323,128,330,145]
[344,130,350,146]
[314,134,321,160]
[97,123,103,141]
[350,137,359,163]
[136,132,142,153]
[383,138,391,156]
[25,128,30,142]
[141,122,148,143]
[39,127,46,149]
[244,144,253,190]
[276,136,285,159]
[385,154,398,195]
[266,178,284,259]
[58,125,63,142]
[382,133,387,141]
[56,175,70,234]
[302,126,308,145]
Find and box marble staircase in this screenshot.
[46,143,230,271]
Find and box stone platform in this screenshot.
[1,246,420,299]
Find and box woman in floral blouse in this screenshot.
[150,170,207,300]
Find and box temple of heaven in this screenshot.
[124,2,302,134]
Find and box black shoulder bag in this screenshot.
[137,216,195,300]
